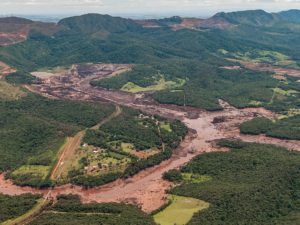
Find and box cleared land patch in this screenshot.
[50,131,85,182]
[121,143,135,153]
[272,87,298,96]
[170,141,300,224]
[68,144,132,178]
[51,106,122,184]
[11,165,50,180]
[248,100,263,106]
[160,122,172,132]
[91,65,186,94]
[221,49,300,69]
[182,173,212,184]
[154,195,209,225]
[0,80,25,100]
[0,61,16,78]
[0,93,114,187]
[31,66,71,79]
[121,78,185,93]
[69,108,187,187]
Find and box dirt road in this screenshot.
[50,131,85,181]
[92,105,122,130]
[51,105,122,181]
[1,99,299,212]
[1,64,299,213]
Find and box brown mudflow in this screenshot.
[0,64,299,213]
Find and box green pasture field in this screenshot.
[154,195,209,225]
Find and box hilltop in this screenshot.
[1,9,300,47]
[0,16,59,46]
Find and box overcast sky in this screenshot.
[1,0,300,18]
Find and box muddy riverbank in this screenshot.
[1,64,299,213]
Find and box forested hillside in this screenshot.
[0,93,114,187]
[1,10,297,111]
[169,141,300,225]
[0,9,299,225]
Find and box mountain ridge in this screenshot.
[0,9,299,41]
[278,9,300,23]
[136,9,300,30]
[58,13,142,34]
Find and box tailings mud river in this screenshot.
[1,64,299,212]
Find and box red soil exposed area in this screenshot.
[50,131,85,180]
[0,61,16,78]
[1,63,299,213]
[136,16,233,31]
[170,18,204,30]
[1,100,299,212]
[172,17,232,30]
[134,20,161,28]
[233,59,300,78]
[0,18,60,46]
[0,32,27,46]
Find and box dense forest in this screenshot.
[92,61,294,111]
[170,140,300,225]
[0,193,41,223]
[29,194,155,225]
[0,10,300,224]
[0,11,299,112]
[240,115,300,140]
[0,93,114,187]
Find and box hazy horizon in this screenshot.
[1,9,299,22]
[0,0,299,20]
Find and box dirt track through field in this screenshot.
[1,100,299,212]
[50,105,122,181]
[50,131,85,180]
[1,64,300,214]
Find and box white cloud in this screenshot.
[0,0,299,16]
[1,0,103,6]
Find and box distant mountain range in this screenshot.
[0,9,299,46]
[137,9,300,29]
[0,8,299,114]
[0,9,299,73]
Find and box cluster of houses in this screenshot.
[81,143,121,174]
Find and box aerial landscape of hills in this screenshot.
[0,8,299,225]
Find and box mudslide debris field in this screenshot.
[0,63,299,213]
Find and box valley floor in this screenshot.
[0,64,299,217]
